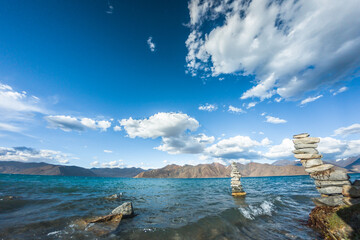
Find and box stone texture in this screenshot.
[293,137,320,144]
[293,148,318,154]
[317,186,343,195]
[342,185,360,198]
[293,133,310,139]
[294,143,318,149]
[315,180,351,188]
[231,162,245,197]
[294,154,322,159]
[310,169,349,181]
[304,164,334,173]
[312,196,345,207]
[301,159,323,168]
[111,202,134,218]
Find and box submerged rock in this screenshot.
[111,202,134,218]
[105,193,122,200]
[308,205,360,239]
[73,214,123,237]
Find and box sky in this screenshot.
[1,0,360,169]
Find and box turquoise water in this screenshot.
[1,174,359,239]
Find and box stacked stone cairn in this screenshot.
[231,161,246,196]
[293,133,360,206]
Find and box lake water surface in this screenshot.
[1,173,360,239]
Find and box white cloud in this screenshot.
[45,115,111,132]
[121,112,214,155]
[204,135,269,161]
[265,115,287,124]
[333,86,348,96]
[104,150,113,153]
[101,160,125,168]
[300,95,323,105]
[228,105,244,113]
[333,123,360,136]
[263,138,293,159]
[91,161,99,167]
[318,137,360,160]
[0,122,22,133]
[246,102,257,109]
[155,133,214,154]
[274,97,282,103]
[113,125,122,132]
[120,112,199,139]
[186,0,360,100]
[198,103,218,112]
[0,146,72,164]
[147,37,156,52]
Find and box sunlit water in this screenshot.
[1,173,359,239]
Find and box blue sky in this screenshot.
[1,0,360,169]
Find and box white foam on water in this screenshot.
[238,200,276,220]
[47,230,62,236]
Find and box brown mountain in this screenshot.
[0,161,144,177]
[134,162,309,178]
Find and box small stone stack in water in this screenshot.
[293,133,352,206]
[231,162,246,196]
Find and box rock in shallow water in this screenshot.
[111,202,134,218]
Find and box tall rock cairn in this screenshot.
[293,133,357,206]
[231,162,246,196]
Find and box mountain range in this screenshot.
[0,156,359,178]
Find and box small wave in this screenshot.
[238,200,275,220]
[47,230,62,236]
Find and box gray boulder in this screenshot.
[301,159,323,168]
[317,186,343,195]
[315,180,351,188]
[310,169,349,181]
[111,202,134,218]
[305,164,333,173]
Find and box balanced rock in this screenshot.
[342,185,360,198]
[310,169,349,181]
[294,154,322,160]
[304,164,334,173]
[293,137,320,144]
[294,143,318,149]
[343,197,360,206]
[111,202,134,218]
[300,159,323,168]
[317,186,343,195]
[230,162,246,197]
[293,148,318,154]
[312,196,345,207]
[315,180,351,188]
[293,133,310,139]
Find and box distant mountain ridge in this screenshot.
[134,162,309,178]
[0,161,143,178]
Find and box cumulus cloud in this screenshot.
[45,115,111,132]
[147,37,156,52]
[333,86,348,96]
[333,123,360,136]
[91,161,99,167]
[204,135,270,161]
[120,112,199,139]
[228,105,244,113]
[113,125,122,132]
[121,112,214,155]
[246,102,257,109]
[104,150,113,153]
[263,138,293,159]
[300,95,323,105]
[198,103,218,112]
[265,115,287,124]
[186,0,360,100]
[318,137,360,160]
[0,146,72,164]
[101,160,125,168]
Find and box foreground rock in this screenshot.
[74,202,134,236]
[308,205,360,239]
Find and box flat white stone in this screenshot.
[294,143,318,149]
[305,164,334,173]
[315,180,351,187]
[293,133,310,139]
[293,137,320,144]
[293,148,318,154]
[301,159,323,168]
[294,154,322,159]
[317,186,343,195]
